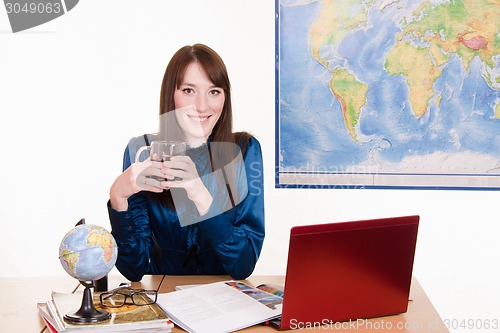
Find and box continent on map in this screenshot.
[329,68,368,142]
[385,0,500,117]
[60,249,79,275]
[309,0,374,65]
[87,226,117,264]
[308,0,373,142]
[385,41,444,117]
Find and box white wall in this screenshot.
[0,1,498,332]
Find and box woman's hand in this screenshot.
[109,159,167,211]
[161,155,213,215]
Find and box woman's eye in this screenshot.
[182,88,194,94]
[209,89,223,96]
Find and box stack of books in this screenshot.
[37,290,174,332]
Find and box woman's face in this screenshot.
[174,61,225,147]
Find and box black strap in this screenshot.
[221,167,236,208]
[207,142,235,207]
[143,134,150,146]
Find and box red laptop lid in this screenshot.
[280,215,419,330]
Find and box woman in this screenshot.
[108,44,265,282]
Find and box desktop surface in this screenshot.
[0,274,449,333]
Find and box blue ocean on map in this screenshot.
[277,0,500,185]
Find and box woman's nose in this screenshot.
[195,95,209,112]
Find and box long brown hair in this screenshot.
[155,44,250,209]
[159,44,234,146]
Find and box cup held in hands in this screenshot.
[135,141,186,163]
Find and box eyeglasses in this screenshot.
[99,287,158,308]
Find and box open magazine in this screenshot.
[157,280,283,333]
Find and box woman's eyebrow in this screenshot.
[179,82,196,87]
[179,82,222,89]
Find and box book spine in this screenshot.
[37,303,60,332]
[46,299,66,331]
[42,317,60,333]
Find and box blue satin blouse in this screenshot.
[107,134,265,282]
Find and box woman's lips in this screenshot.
[188,115,211,124]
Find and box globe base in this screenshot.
[64,282,110,323]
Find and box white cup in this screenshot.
[135,141,186,163]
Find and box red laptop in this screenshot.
[277,215,420,330]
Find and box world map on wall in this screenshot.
[277,0,500,189]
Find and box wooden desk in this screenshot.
[0,275,448,332]
[159,275,449,333]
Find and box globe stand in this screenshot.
[64,281,110,323]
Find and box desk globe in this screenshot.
[59,223,118,322]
